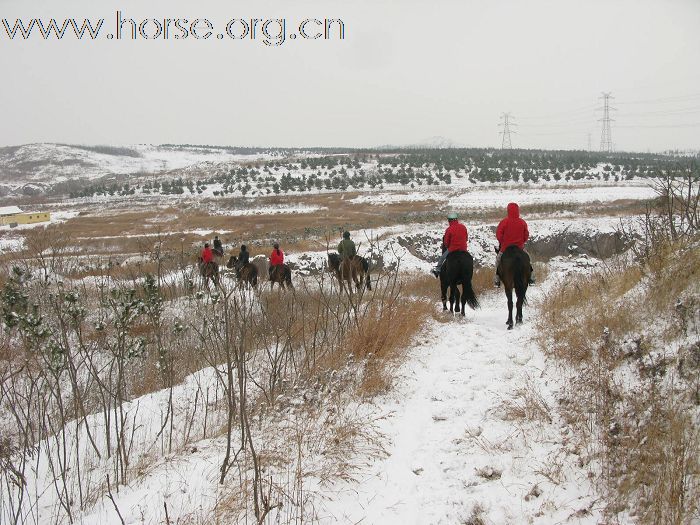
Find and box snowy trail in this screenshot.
[322,287,600,525]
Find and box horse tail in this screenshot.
[463,280,479,309]
[513,255,528,306]
[361,257,371,290]
[464,255,479,309]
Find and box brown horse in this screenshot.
[226,256,258,288]
[269,264,293,290]
[327,253,371,294]
[198,258,220,289]
[496,245,531,329]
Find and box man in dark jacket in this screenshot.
[237,244,250,269]
[337,231,356,260]
[213,236,224,257]
[494,202,534,286]
[432,212,468,277]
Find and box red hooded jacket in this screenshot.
[201,246,214,263]
[496,203,529,252]
[270,248,284,266]
[443,220,468,253]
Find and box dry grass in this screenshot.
[536,263,643,364]
[537,240,700,523]
[497,380,552,424]
[350,298,432,397]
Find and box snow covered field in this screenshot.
[322,279,599,524]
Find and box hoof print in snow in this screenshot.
[475,466,502,480]
[524,483,542,501]
[432,414,448,422]
[412,467,424,475]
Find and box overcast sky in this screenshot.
[1,0,699,151]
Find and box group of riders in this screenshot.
[200,236,288,279]
[197,202,533,286]
[432,201,535,287]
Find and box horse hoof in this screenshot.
[507,324,513,330]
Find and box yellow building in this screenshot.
[0,206,51,226]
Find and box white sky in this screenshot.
[1,0,699,151]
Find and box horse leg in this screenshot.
[454,285,461,313]
[506,286,514,329]
[460,284,467,316]
[449,285,455,313]
[516,293,524,324]
[440,280,448,311]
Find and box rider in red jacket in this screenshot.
[269,243,284,277]
[201,243,214,264]
[494,203,534,286]
[432,212,468,277]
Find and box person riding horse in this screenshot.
[269,242,284,278]
[237,244,250,269]
[337,231,356,260]
[213,236,224,257]
[494,202,535,287]
[432,212,468,277]
[201,242,214,264]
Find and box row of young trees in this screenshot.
[0,232,422,524]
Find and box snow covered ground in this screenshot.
[50,260,602,525]
[349,183,655,208]
[320,275,600,524]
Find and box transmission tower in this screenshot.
[499,113,516,149]
[598,92,615,153]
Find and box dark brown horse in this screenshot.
[440,251,479,315]
[198,258,220,289]
[226,256,258,288]
[269,264,293,290]
[327,253,371,293]
[497,245,531,329]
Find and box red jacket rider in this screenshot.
[270,244,284,266]
[201,244,214,263]
[443,218,468,253]
[496,202,529,252]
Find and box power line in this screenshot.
[616,92,700,105]
[498,112,516,149]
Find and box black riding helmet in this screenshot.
[343,231,350,239]
[241,244,247,251]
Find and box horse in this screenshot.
[197,258,220,289]
[327,253,371,293]
[226,256,258,288]
[497,245,531,329]
[440,251,479,315]
[251,255,269,281]
[269,264,293,290]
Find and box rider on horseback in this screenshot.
[337,231,356,260]
[201,243,214,264]
[269,242,284,278]
[432,212,468,278]
[238,244,250,266]
[213,236,224,257]
[494,202,535,287]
